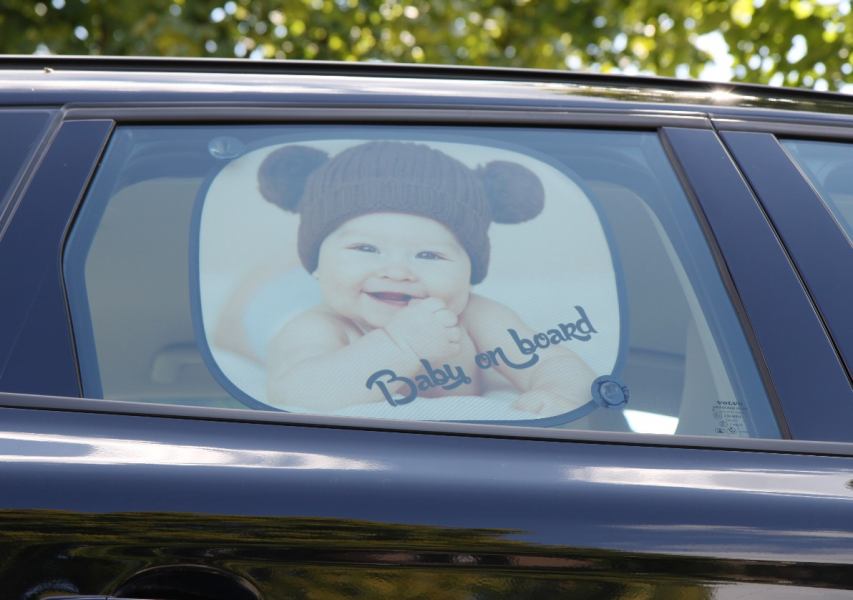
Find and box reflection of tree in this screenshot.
[0,508,728,599]
[0,1,850,92]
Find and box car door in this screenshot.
[1,101,852,600]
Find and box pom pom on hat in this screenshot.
[479,160,545,224]
[258,145,328,212]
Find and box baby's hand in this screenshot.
[385,298,462,364]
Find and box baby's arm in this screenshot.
[462,295,595,414]
[267,299,461,411]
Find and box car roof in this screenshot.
[1,55,852,123]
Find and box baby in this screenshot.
[259,140,594,415]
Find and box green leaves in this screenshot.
[2,0,850,91]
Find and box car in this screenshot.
[0,55,851,600]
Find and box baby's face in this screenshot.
[314,212,472,330]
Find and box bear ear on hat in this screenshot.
[478,160,545,224]
[258,145,329,213]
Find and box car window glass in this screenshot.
[63,125,780,438]
[781,138,853,241]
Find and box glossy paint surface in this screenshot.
[1,404,852,599]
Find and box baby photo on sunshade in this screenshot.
[196,131,620,423]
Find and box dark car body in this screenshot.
[0,57,852,600]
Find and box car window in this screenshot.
[781,138,853,242]
[63,125,780,438]
[0,110,54,214]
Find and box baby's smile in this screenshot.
[364,290,423,307]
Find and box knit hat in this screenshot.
[258,141,544,284]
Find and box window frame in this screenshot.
[0,108,59,224]
[713,122,853,381]
[664,126,853,441]
[713,116,853,409]
[0,118,113,398]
